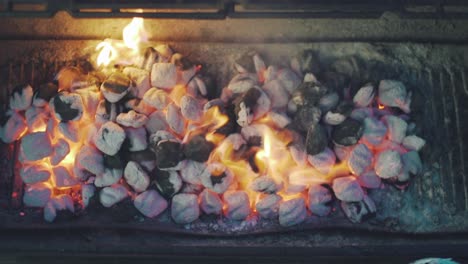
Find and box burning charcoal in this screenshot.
[58,121,79,142]
[55,67,82,91]
[0,111,27,143]
[75,145,105,177]
[99,184,129,208]
[256,194,282,219]
[134,190,168,218]
[224,133,246,151]
[94,121,126,156]
[362,117,387,146]
[145,111,168,134]
[100,72,131,103]
[334,144,353,161]
[116,110,148,128]
[151,63,177,89]
[241,124,265,146]
[347,144,372,176]
[402,151,422,175]
[23,182,51,207]
[155,140,184,170]
[277,68,301,95]
[318,92,339,113]
[20,132,53,161]
[124,161,150,193]
[289,143,307,166]
[142,88,171,110]
[279,197,307,227]
[166,103,185,135]
[402,135,426,151]
[95,168,123,187]
[123,67,151,99]
[154,44,173,63]
[200,163,234,194]
[292,81,328,107]
[234,51,256,73]
[250,175,281,194]
[267,111,291,129]
[95,100,111,124]
[294,105,322,132]
[227,73,258,94]
[50,139,70,166]
[183,135,214,163]
[50,91,84,121]
[323,111,346,126]
[341,195,376,223]
[124,127,147,152]
[179,160,208,185]
[378,80,411,113]
[53,166,78,188]
[263,80,289,108]
[75,85,100,116]
[223,190,250,221]
[382,115,407,144]
[234,87,259,127]
[332,176,364,202]
[308,184,333,216]
[9,84,33,111]
[171,193,200,224]
[332,118,363,146]
[20,164,50,184]
[307,147,336,174]
[375,150,403,179]
[350,107,373,122]
[44,194,74,222]
[33,83,58,107]
[305,123,327,155]
[124,149,157,172]
[180,95,203,121]
[353,83,375,107]
[81,184,96,208]
[153,169,182,198]
[199,189,223,215]
[357,170,382,189]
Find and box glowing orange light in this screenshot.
[378,103,385,110]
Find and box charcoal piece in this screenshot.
[199,189,223,215]
[357,170,382,189]
[234,51,256,73]
[100,72,131,103]
[402,135,426,151]
[123,67,151,99]
[103,153,123,170]
[202,163,234,194]
[171,193,200,224]
[382,115,407,144]
[279,197,307,227]
[44,194,75,223]
[171,53,193,71]
[51,91,83,121]
[23,182,51,207]
[154,140,184,169]
[305,123,327,155]
[334,101,354,117]
[134,190,168,218]
[152,168,182,198]
[323,111,346,126]
[256,194,282,219]
[180,95,203,121]
[332,176,364,202]
[183,135,215,162]
[277,68,301,94]
[94,121,126,156]
[249,175,281,194]
[308,184,333,216]
[116,110,148,128]
[20,164,50,184]
[50,138,70,166]
[151,63,177,89]
[223,190,250,221]
[81,184,96,208]
[10,84,33,111]
[100,184,128,208]
[263,80,289,108]
[154,44,174,63]
[33,82,58,107]
[124,161,150,193]
[55,66,83,91]
[20,132,53,161]
[53,166,78,188]
[378,80,411,113]
[0,111,27,143]
[291,81,328,106]
[143,88,171,110]
[353,83,375,107]
[94,167,122,187]
[347,144,372,176]
[332,118,363,146]
[234,87,261,127]
[199,74,217,100]
[307,147,336,174]
[318,92,340,113]
[293,105,321,132]
[215,104,238,135]
[341,195,376,224]
[362,117,387,146]
[375,150,403,179]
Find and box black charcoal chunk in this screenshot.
[334,101,354,117]
[305,123,328,155]
[341,195,376,224]
[103,154,123,170]
[332,118,363,146]
[124,148,156,162]
[235,51,256,73]
[215,104,238,135]
[293,105,322,133]
[35,82,58,102]
[52,92,82,122]
[183,135,215,163]
[292,81,328,106]
[151,168,182,199]
[154,140,184,169]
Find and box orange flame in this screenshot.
[123,17,147,52]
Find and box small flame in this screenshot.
[123,17,147,52]
[378,103,385,110]
[96,41,116,67]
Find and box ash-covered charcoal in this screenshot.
[362,117,387,146]
[266,111,291,129]
[25,106,48,131]
[249,175,281,194]
[402,151,423,175]
[75,145,105,177]
[294,105,322,132]
[0,111,27,143]
[149,131,177,151]
[227,73,258,95]
[204,99,224,112]
[180,183,204,194]
[124,161,150,193]
[378,80,412,113]
[332,118,363,146]
[234,51,257,73]
[50,138,70,166]
[353,83,375,107]
[256,194,282,219]
[20,164,51,184]
[277,68,301,95]
[81,184,96,208]
[52,166,78,188]
[134,190,168,218]
[166,103,185,135]
[123,127,147,152]
[154,140,184,170]
[305,123,327,155]
[183,135,214,163]
[334,144,353,161]
[23,182,52,207]
[151,63,177,89]
[201,163,234,194]
[94,121,126,156]
[323,111,346,126]
[50,91,84,122]
[55,66,83,91]
[223,190,251,221]
[241,124,266,146]
[20,132,53,161]
[199,188,223,215]
[303,73,317,83]
[375,150,403,179]
[152,168,182,198]
[341,195,376,224]
[291,81,328,107]
[347,144,372,176]
[145,111,168,134]
[279,197,307,227]
[180,95,203,122]
[307,147,336,174]
[233,88,258,127]
[289,143,308,166]
[9,84,33,111]
[100,72,131,103]
[142,88,171,110]
[116,110,148,128]
[58,121,79,142]
[308,184,333,216]
[350,107,373,122]
[154,44,174,63]
[357,170,382,189]
[99,184,129,208]
[33,83,58,107]
[402,135,426,151]
[332,176,364,202]
[95,100,112,124]
[122,67,151,99]
[76,86,102,117]
[44,194,75,223]
[223,133,246,151]
[382,115,407,144]
[171,193,200,224]
[263,80,289,108]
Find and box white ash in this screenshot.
[308,184,333,216]
[382,115,407,144]
[75,86,100,117]
[303,72,317,83]
[142,87,171,110]
[378,80,412,113]
[249,175,281,194]
[194,76,208,97]
[334,144,353,161]
[279,197,307,227]
[94,167,123,187]
[266,111,291,128]
[49,92,84,121]
[332,176,364,202]
[100,72,131,103]
[50,138,70,166]
[277,68,301,95]
[75,145,105,177]
[289,144,308,166]
[227,73,258,94]
[180,160,209,185]
[94,121,126,156]
[23,182,51,207]
[264,65,278,83]
[149,130,177,146]
[151,63,177,89]
[0,111,27,143]
[134,190,168,218]
[145,111,168,134]
[123,67,151,99]
[154,44,173,63]
[357,170,382,189]
[58,121,79,142]
[256,194,282,219]
[25,106,49,132]
[402,151,423,175]
[116,110,148,128]
[324,111,346,126]
[81,184,96,208]
[20,164,51,184]
[199,189,223,215]
[350,107,373,122]
[9,84,33,111]
[154,170,182,198]
[53,166,78,187]
[201,163,234,194]
[166,103,185,135]
[347,144,372,176]
[99,184,129,208]
[236,101,253,127]
[180,95,203,121]
[124,161,150,193]
[223,133,246,151]
[362,117,387,146]
[223,190,251,221]
[73,167,93,183]
[402,135,426,151]
[253,53,266,76]
[375,150,403,179]
[95,100,110,124]
[307,147,336,174]
[262,80,289,109]
[124,127,147,152]
[44,194,74,222]
[171,193,200,224]
[20,132,53,161]
[341,195,376,224]
[353,83,375,107]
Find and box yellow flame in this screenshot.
[123,17,147,52]
[96,41,116,67]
